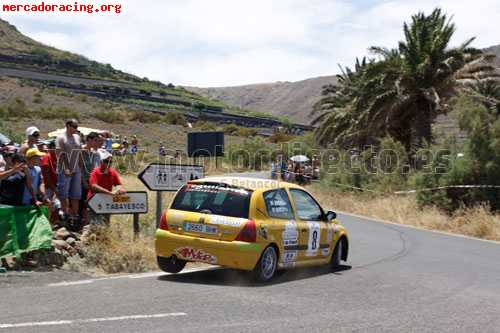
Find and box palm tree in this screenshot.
[313,8,496,155]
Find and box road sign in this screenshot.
[138,163,204,191]
[88,192,148,215]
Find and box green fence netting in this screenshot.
[0,205,53,258]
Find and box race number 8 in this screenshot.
[312,230,318,249]
[307,222,321,255]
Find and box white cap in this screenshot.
[26,126,40,137]
[98,148,112,161]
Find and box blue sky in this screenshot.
[2,0,499,87]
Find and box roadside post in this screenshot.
[88,192,148,239]
[138,163,204,228]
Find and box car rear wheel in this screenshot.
[331,238,344,269]
[157,256,186,273]
[252,246,278,282]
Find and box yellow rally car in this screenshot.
[155,177,349,282]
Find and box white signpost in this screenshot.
[88,192,148,236]
[138,163,204,227]
[138,163,204,191]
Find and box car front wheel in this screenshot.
[253,246,278,282]
[331,238,344,269]
[157,256,186,273]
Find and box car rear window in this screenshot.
[171,183,252,219]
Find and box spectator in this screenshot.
[279,156,287,181]
[130,135,138,154]
[270,160,277,180]
[0,154,28,206]
[40,141,57,200]
[0,145,17,173]
[159,143,166,157]
[104,132,113,152]
[56,119,82,219]
[22,148,48,207]
[122,136,129,155]
[19,126,41,155]
[40,141,59,223]
[80,132,102,225]
[87,149,126,224]
[0,144,9,171]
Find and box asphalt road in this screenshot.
[1,209,500,332]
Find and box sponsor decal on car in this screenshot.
[282,250,298,263]
[327,228,333,242]
[258,225,269,240]
[209,215,247,228]
[175,247,217,264]
[282,221,298,246]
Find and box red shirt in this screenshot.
[87,166,122,200]
[40,152,58,189]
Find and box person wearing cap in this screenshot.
[22,148,48,207]
[80,132,103,225]
[56,119,82,218]
[19,126,41,156]
[87,149,125,225]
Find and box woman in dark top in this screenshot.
[0,154,29,206]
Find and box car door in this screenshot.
[289,188,330,260]
[262,188,309,266]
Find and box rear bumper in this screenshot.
[155,229,263,271]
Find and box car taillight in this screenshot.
[235,220,256,243]
[159,212,169,230]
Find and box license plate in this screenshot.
[184,222,218,234]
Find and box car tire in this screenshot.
[331,238,344,269]
[157,256,186,273]
[252,246,278,282]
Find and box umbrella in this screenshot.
[290,155,309,163]
[48,127,107,137]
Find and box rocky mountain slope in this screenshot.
[188,75,337,124]
[189,45,500,124]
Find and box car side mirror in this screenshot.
[325,211,336,222]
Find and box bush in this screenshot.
[415,95,500,211]
[235,127,258,137]
[6,98,29,118]
[222,123,240,135]
[129,111,161,123]
[38,106,80,120]
[268,132,293,143]
[95,110,125,124]
[194,121,217,131]
[33,92,43,104]
[163,112,187,126]
[225,137,275,170]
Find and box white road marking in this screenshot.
[0,313,186,329]
[48,266,213,287]
[338,210,500,245]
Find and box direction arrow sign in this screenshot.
[138,163,204,191]
[88,192,148,215]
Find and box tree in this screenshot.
[313,8,495,156]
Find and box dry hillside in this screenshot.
[188,75,337,124]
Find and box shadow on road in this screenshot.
[158,265,351,287]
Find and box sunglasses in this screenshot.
[103,159,112,164]
[32,132,40,137]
